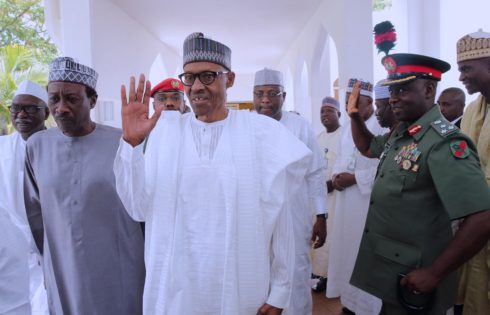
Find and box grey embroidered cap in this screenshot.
[346,78,373,98]
[183,32,231,70]
[254,68,284,87]
[49,57,98,90]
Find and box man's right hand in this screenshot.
[121,74,163,147]
[332,172,356,191]
[346,80,361,118]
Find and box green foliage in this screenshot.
[0,0,56,134]
[0,0,57,63]
[373,0,392,11]
[0,45,49,133]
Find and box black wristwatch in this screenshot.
[316,213,328,219]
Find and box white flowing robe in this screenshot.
[279,111,327,315]
[0,132,48,314]
[312,126,343,277]
[327,114,386,315]
[114,110,312,314]
[0,206,31,315]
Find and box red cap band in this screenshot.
[393,65,442,79]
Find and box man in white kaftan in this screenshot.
[114,32,310,315]
[326,79,385,315]
[0,80,50,314]
[252,68,327,315]
[311,97,343,288]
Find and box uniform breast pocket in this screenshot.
[401,171,418,192]
[386,169,418,193]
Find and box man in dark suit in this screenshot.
[437,87,465,127]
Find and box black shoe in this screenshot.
[453,304,463,315]
[312,277,327,292]
[342,306,356,314]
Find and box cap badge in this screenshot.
[171,80,180,89]
[383,56,397,74]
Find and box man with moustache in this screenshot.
[151,77,186,113]
[348,53,490,314]
[0,80,49,314]
[456,29,490,315]
[114,32,311,315]
[24,57,145,314]
[252,67,327,315]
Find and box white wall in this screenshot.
[44,0,182,126]
[440,0,490,105]
[276,0,373,133]
[45,0,490,128]
[373,0,490,105]
[90,0,180,126]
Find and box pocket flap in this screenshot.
[374,236,421,268]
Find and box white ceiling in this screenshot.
[112,0,323,73]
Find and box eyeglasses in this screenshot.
[154,93,183,103]
[8,104,46,114]
[253,91,284,99]
[178,71,228,86]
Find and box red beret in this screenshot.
[151,78,184,97]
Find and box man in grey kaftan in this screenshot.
[24,57,145,314]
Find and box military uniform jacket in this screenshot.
[350,105,490,313]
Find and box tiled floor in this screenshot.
[312,291,343,315]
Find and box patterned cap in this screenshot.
[321,96,340,111]
[346,78,373,98]
[254,68,284,86]
[14,80,48,105]
[151,78,184,97]
[457,29,490,62]
[381,53,450,85]
[374,80,390,99]
[49,57,98,90]
[183,32,231,70]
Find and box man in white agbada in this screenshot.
[311,96,343,291]
[114,32,312,315]
[326,79,385,315]
[0,80,49,314]
[252,68,327,315]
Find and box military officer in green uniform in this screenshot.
[346,53,490,314]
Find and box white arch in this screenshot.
[149,53,169,86]
[284,67,295,112]
[310,25,340,133]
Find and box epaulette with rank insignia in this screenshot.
[430,119,458,137]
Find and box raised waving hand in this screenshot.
[121,74,163,147]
